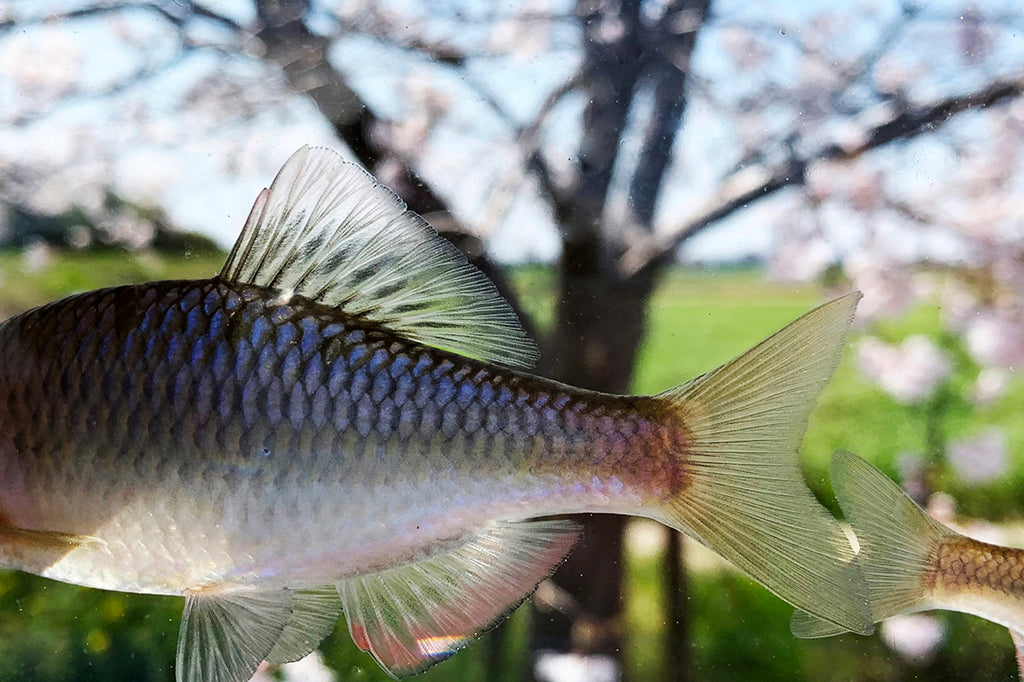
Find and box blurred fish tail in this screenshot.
[652,294,872,635]
[792,450,955,638]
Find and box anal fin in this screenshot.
[266,586,343,664]
[176,588,293,682]
[337,519,580,678]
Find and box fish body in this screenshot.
[0,278,673,593]
[929,537,1024,630]
[793,451,1024,639]
[0,147,870,681]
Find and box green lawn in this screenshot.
[0,253,1019,680]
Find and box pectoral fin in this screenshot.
[0,522,103,573]
[337,519,580,678]
[176,588,294,682]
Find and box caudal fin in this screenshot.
[655,293,872,635]
[791,450,954,638]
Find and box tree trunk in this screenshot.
[665,528,689,682]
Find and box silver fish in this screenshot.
[0,147,869,681]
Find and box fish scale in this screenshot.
[932,539,1024,596]
[0,147,870,681]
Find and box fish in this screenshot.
[792,450,1024,657]
[0,146,870,682]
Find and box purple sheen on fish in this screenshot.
[0,146,870,682]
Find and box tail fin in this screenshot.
[792,450,954,638]
[655,293,872,635]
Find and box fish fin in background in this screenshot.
[336,519,580,678]
[176,588,294,682]
[791,450,954,638]
[655,293,873,636]
[220,145,538,368]
[266,586,343,664]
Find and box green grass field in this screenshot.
[0,252,1020,680]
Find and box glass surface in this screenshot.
[1,1,1022,679]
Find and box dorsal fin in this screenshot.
[220,146,538,368]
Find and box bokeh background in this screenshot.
[2,0,1024,680]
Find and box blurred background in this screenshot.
[1,0,1024,680]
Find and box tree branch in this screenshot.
[823,78,1024,158]
[335,6,586,228]
[479,73,584,229]
[1,0,249,129]
[0,0,244,34]
[253,0,546,343]
[330,8,470,67]
[621,75,1024,278]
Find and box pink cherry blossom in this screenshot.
[534,652,620,682]
[881,613,946,663]
[972,368,1008,406]
[939,282,980,332]
[857,335,952,404]
[0,27,82,99]
[948,428,1008,483]
[768,237,832,282]
[964,311,1024,371]
[20,240,52,274]
[843,252,916,321]
[252,652,336,682]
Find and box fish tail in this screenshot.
[653,293,872,635]
[792,450,954,637]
